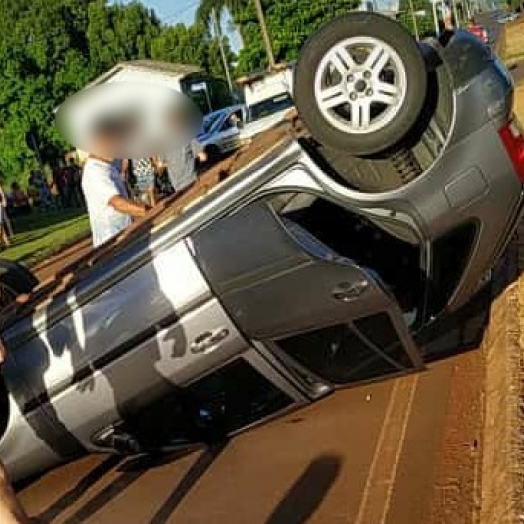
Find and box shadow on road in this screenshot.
[265,454,342,524]
[148,441,228,524]
[33,455,122,523]
[53,447,204,524]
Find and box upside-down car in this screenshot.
[0,13,523,483]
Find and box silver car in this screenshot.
[1,13,524,483]
[196,105,246,161]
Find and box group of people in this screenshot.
[83,110,207,247]
[5,162,84,219]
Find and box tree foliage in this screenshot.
[0,0,236,184]
[397,0,436,39]
[1,0,377,184]
[229,0,361,74]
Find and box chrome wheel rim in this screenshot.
[314,36,408,135]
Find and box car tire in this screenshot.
[205,145,221,163]
[294,13,428,156]
[0,259,38,308]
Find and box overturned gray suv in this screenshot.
[1,13,524,483]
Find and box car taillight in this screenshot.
[499,118,524,182]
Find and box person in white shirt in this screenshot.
[81,116,150,247]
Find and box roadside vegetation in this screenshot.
[1,210,90,268]
[500,16,524,65]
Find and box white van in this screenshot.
[237,66,294,140]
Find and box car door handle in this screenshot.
[190,327,230,354]
[332,281,369,302]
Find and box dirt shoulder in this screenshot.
[479,54,524,523]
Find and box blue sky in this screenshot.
[114,0,243,51]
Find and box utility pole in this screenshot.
[451,0,461,27]
[212,8,234,93]
[253,0,275,68]
[408,0,420,39]
[431,0,440,35]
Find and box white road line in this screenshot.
[354,373,419,524]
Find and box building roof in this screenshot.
[84,60,203,89]
[54,60,203,114]
[235,62,294,86]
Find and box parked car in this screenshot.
[196,105,246,161]
[496,12,519,23]
[467,23,490,44]
[0,12,523,484]
[237,67,295,141]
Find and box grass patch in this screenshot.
[2,209,90,267]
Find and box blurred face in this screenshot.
[92,121,135,159]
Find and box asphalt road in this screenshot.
[18,349,484,524]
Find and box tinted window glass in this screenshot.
[276,313,412,385]
[248,93,293,121]
[187,358,293,435]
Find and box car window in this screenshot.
[248,94,293,121]
[266,191,424,319]
[121,357,294,446]
[202,113,220,134]
[221,118,234,131]
[275,313,413,385]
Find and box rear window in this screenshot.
[248,94,293,121]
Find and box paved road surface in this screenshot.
[19,349,483,524]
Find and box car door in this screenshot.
[4,238,252,454]
[216,113,241,153]
[189,191,424,397]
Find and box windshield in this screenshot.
[248,93,293,121]
[201,112,222,134]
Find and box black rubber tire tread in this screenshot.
[294,12,428,156]
[205,144,221,163]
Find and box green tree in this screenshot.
[397,0,437,38]
[151,22,236,79]
[228,0,360,75]
[0,0,164,183]
[87,0,161,75]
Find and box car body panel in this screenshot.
[0,240,249,478]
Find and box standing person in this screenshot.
[52,162,67,209]
[33,170,53,211]
[82,116,150,247]
[10,183,30,216]
[27,173,40,210]
[159,109,207,194]
[131,157,161,207]
[0,184,10,248]
[66,158,83,208]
